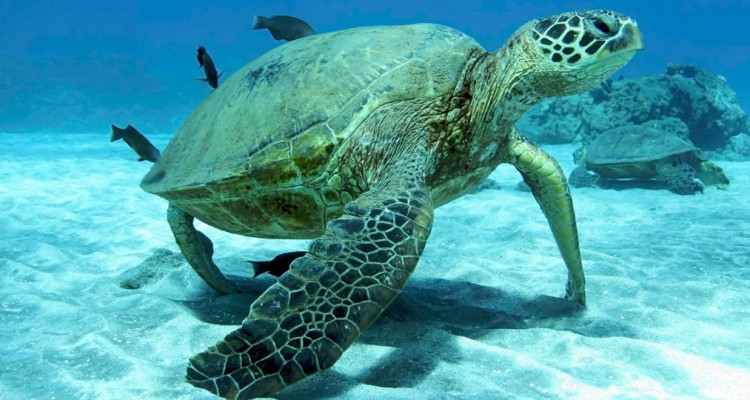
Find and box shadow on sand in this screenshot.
[173,267,637,399]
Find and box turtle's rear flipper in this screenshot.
[568,166,600,188]
[186,167,433,399]
[657,162,704,195]
[509,133,586,306]
[167,204,238,294]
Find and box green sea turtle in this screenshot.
[569,125,729,194]
[139,10,643,399]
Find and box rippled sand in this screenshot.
[1,133,748,399]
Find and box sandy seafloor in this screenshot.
[1,132,749,400]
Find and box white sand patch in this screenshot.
[1,133,749,399]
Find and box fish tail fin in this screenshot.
[252,14,268,29]
[110,125,124,142]
[247,260,270,278]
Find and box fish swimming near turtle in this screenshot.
[252,14,315,41]
[196,45,222,88]
[248,251,307,277]
[110,124,161,163]
[135,9,643,399]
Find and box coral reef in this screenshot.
[517,64,749,158]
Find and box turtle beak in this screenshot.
[621,20,644,52]
[630,23,645,52]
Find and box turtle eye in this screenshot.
[593,19,610,34]
[591,17,617,36]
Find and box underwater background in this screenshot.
[1,0,749,134]
[2,1,750,400]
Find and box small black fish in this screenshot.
[196,46,206,67]
[110,124,161,163]
[248,251,307,277]
[196,45,222,88]
[252,14,315,41]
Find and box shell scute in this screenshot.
[140,24,480,236]
[291,125,337,181]
[245,141,300,188]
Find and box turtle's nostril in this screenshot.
[593,19,611,34]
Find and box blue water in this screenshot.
[1,0,748,133]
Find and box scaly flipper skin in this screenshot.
[186,161,433,399]
[656,162,703,195]
[568,166,600,188]
[509,133,585,305]
[167,205,238,294]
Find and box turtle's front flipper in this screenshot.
[509,135,586,306]
[656,162,703,195]
[167,204,238,294]
[186,170,433,399]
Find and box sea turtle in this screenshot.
[569,124,729,194]
[139,10,643,399]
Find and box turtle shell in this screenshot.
[141,24,480,238]
[584,125,701,178]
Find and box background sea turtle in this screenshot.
[569,124,729,194]
[139,10,643,399]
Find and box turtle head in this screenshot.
[572,146,587,166]
[509,10,643,98]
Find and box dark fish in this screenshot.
[252,14,315,41]
[196,46,206,67]
[196,45,222,88]
[110,124,161,163]
[248,251,306,277]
